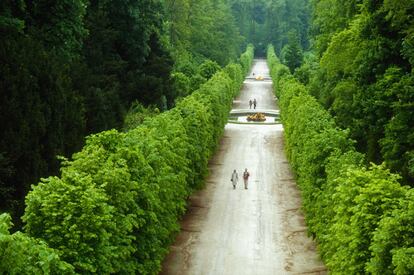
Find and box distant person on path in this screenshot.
[243,168,250,189]
[253,98,257,109]
[231,169,238,189]
[249,99,253,109]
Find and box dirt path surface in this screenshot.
[160,59,327,275]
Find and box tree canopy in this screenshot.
[305,0,414,184]
[230,0,310,56]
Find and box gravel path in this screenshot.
[160,59,327,275]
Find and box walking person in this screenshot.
[249,99,253,109]
[253,98,257,109]
[231,169,238,189]
[243,168,250,189]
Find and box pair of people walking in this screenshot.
[231,168,250,189]
[249,98,257,109]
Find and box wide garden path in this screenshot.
[161,59,326,274]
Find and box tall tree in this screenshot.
[281,31,304,72]
[0,0,87,223]
[308,0,414,183]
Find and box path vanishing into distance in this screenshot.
[161,59,327,274]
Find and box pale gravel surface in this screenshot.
[160,59,327,275]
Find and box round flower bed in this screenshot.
[247,113,266,122]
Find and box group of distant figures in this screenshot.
[231,168,250,190]
[249,98,257,109]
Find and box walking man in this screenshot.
[243,168,250,189]
[253,98,257,109]
[249,99,253,109]
[231,169,238,189]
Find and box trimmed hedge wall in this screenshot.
[0,213,74,274]
[0,45,255,275]
[267,45,414,274]
[240,43,254,75]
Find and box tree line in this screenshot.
[269,44,414,274]
[0,0,243,223]
[297,0,414,184]
[230,0,310,61]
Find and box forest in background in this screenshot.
[299,0,414,185]
[231,0,310,61]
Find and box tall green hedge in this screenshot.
[14,45,254,274]
[0,213,74,274]
[267,45,414,274]
[240,44,254,75]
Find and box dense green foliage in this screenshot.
[1,0,88,223]
[0,0,245,225]
[165,0,243,67]
[123,103,160,132]
[0,0,171,223]
[18,46,253,274]
[0,213,74,274]
[230,0,310,56]
[306,0,414,184]
[268,45,414,274]
[240,44,255,76]
[163,0,244,98]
